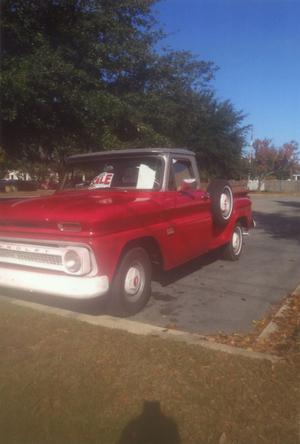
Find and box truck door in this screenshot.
[167,157,213,265]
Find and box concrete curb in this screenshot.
[0,294,281,363]
[258,284,300,341]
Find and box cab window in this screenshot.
[169,158,195,191]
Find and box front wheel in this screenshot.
[109,247,152,316]
[223,223,244,261]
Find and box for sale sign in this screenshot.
[89,172,114,188]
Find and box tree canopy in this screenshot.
[1,0,248,179]
[251,139,299,181]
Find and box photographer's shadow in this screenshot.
[116,400,181,444]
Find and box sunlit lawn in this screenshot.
[0,299,299,444]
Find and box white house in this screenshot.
[3,170,32,180]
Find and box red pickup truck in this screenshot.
[0,148,253,315]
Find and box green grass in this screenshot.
[0,299,299,444]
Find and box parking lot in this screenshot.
[1,193,299,335]
[131,194,300,334]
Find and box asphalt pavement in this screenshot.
[131,194,300,334]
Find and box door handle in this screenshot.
[201,192,210,200]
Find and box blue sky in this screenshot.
[153,0,300,149]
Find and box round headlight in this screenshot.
[64,249,81,273]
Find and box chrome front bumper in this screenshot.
[0,267,109,299]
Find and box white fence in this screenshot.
[248,179,300,193]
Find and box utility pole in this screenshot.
[248,126,254,181]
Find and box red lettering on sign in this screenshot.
[90,172,114,188]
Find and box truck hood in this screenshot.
[0,189,164,237]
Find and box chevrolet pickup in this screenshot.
[0,148,253,315]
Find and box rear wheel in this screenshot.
[223,223,243,261]
[109,247,152,316]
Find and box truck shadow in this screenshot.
[0,250,222,316]
[155,249,221,286]
[0,285,109,315]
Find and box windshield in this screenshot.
[61,156,164,191]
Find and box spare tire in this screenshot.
[207,179,233,227]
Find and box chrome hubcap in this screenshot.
[232,227,242,255]
[220,187,233,219]
[124,262,145,300]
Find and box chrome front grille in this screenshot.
[0,248,62,266]
[0,240,65,272]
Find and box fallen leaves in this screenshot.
[207,291,300,357]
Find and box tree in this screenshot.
[277,141,299,179]
[1,0,248,178]
[0,146,7,177]
[251,139,299,182]
[1,0,160,168]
